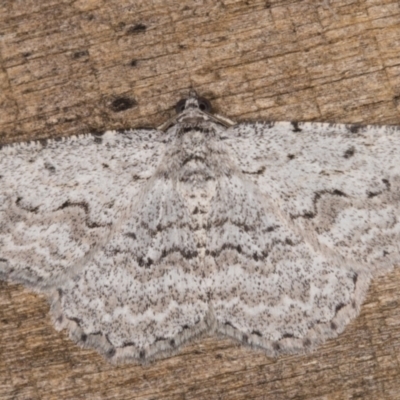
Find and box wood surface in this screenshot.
[1,0,400,399]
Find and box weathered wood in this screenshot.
[1,0,400,398]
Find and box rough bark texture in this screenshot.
[1,0,400,399]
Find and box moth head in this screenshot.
[175,91,212,114]
[158,91,233,131]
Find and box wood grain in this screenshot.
[1,0,400,399]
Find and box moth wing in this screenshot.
[222,122,400,273]
[53,178,209,363]
[207,173,362,355]
[208,121,400,354]
[0,130,166,289]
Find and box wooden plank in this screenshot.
[1,1,400,398]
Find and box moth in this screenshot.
[1,91,399,363]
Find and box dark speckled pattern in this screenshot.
[1,93,400,363]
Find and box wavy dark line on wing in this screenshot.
[207,237,297,260]
[57,201,111,228]
[290,189,348,220]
